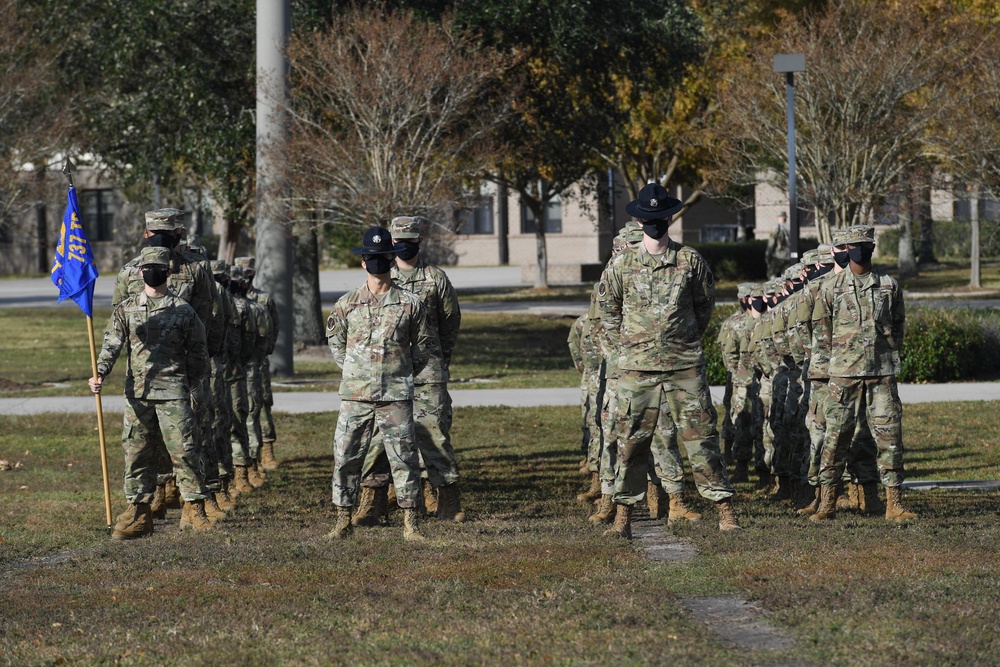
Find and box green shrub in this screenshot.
[692,238,820,281]
[900,308,1000,382]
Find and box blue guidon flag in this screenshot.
[51,186,99,317]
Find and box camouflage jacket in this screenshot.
[598,241,715,372]
[766,296,798,369]
[568,305,602,375]
[113,249,224,359]
[390,260,461,375]
[247,287,279,355]
[718,311,740,373]
[749,309,782,377]
[326,283,440,401]
[812,267,904,378]
[97,291,208,400]
[720,311,756,385]
[568,315,585,373]
[795,272,836,379]
[227,294,258,382]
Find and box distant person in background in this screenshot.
[766,212,791,278]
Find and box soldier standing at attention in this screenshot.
[326,226,439,542]
[765,211,791,278]
[598,183,740,538]
[90,247,215,539]
[809,225,916,522]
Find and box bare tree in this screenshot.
[710,0,970,243]
[284,5,511,234]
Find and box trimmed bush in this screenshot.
[900,308,1000,382]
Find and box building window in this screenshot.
[521,197,562,234]
[458,200,494,234]
[701,226,737,242]
[983,197,1000,222]
[79,189,115,241]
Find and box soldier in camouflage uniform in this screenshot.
[235,257,281,471]
[90,247,215,539]
[225,265,258,495]
[597,183,739,538]
[209,260,239,510]
[719,283,759,483]
[569,290,606,502]
[809,225,917,522]
[749,279,788,494]
[112,209,224,518]
[326,226,440,542]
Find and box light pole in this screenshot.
[774,53,805,260]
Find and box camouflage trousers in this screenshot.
[759,367,790,476]
[191,374,221,492]
[245,361,264,461]
[360,382,461,488]
[211,356,234,479]
[612,367,733,505]
[122,397,208,504]
[599,376,620,495]
[780,366,805,481]
[333,399,421,509]
[730,379,758,466]
[582,368,605,471]
[820,376,905,487]
[805,379,880,486]
[261,357,276,443]
[721,371,734,445]
[228,376,251,467]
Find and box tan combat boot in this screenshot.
[860,482,886,516]
[233,465,254,494]
[808,484,838,522]
[589,494,616,525]
[260,440,279,470]
[602,503,633,539]
[578,458,590,475]
[647,481,668,520]
[353,486,387,527]
[755,471,772,495]
[668,493,703,524]
[796,486,820,515]
[111,503,154,541]
[577,472,602,503]
[769,475,792,502]
[437,483,466,523]
[203,495,228,524]
[421,479,439,514]
[716,499,741,531]
[731,460,750,484]
[180,499,214,532]
[163,477,181,508]
[215,479,236,511]
[150,484,167,519]
[837,482,860,511]
[328,506,353,539]
[403,508,426,542]
[247,460,266,488]
[884,486,918,522]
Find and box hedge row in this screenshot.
[702,305,1000,385]
[878,219,1000,260]
[690,239,820,282]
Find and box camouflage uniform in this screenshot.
[209,260,237,480]
[244,297,271,462]
[569,299,605,473]
[813,228,906,488]
[97,247,210,504]
[749,281,788,480]
[721,284,760,473]
[327,282,439,509]
[236,257,280,447]
[227,267,257,467]
[598,239,733,505]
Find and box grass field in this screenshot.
[1,402,998,665]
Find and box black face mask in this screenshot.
[141,267,169,287]
[848,245,874,264]
[774,293,787,305]
[805,267,819,282]
[751,297,766,313]
[228,281,246,296]
[642,219,670,240]
[147,232,179,249]
[739,300,748,312]
[833,250,850,268]
[815,263,833,278]
[395,241,420,261]
[364,255,394,275]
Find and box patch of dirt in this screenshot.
[0,377,31,391]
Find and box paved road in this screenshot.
[3,382,999,415]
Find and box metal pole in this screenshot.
[786,71,799,261]
[256,0,293,376]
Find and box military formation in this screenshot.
[90,208,281,540]
[571,191,917,536]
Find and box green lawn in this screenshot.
[1,402,998,665]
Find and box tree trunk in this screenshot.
[917,179,936,265]
[970,185,981,289]
[897,193,917,280]
[292,220,325,346]
[534,223,548,289]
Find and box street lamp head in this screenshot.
[774,53,806,73]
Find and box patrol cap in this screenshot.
[188,244,207,258]
[816,244,836,265]
[211,260,228,276]
[389,216,425,240]
[229,265,245,281]
[351,225,405,255]
[800,249,819,265]
[234,256,256,271]
[762,281,777,296]
[623,220,644,243]
[737,282,755,298]
[144,208,185,232]
[832,225,875,246]
[139,246,171,267]
[748,283,764,298]
[625,182,683,220]
[783,263,805,281]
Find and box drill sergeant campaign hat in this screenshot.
[144,208,185,232]
[624,182,684,219]
[389,216,425,240]
[139,246,171,267]
[351,225,406,255]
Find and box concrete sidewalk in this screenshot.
[2,383,999,415]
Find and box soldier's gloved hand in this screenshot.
[88,376,103,394]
